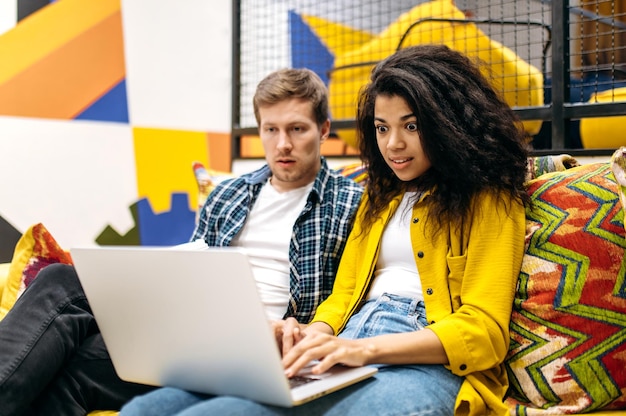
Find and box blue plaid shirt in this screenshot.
[191,158,363,323]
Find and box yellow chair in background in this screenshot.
[580,86,626,149]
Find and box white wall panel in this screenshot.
[0,0,16,35]
[0,116,137,247]
[121,0,232,132]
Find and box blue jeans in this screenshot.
[121,294,463,416]
[0,264,154,416]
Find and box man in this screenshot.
[0,68,363,415]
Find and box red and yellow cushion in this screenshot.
[192,161,234,222]
[505,160,626,414]
[0,223,73,321]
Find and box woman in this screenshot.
[121,44,530,416]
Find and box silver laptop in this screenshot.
[70,245,377,407]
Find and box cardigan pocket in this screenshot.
[447,252,467,312]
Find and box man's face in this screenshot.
[258,98,329,192]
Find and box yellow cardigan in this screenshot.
[311,190,526,416]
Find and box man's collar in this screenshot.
[309,157,330,202]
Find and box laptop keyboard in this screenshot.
[289,375,320,388]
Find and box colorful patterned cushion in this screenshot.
[192,161,234,222]
[505,162,626,414]
[333,162,368,185]
[0,223,73,320]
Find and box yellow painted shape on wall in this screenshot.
[0,0,121,84]
[133,128,210,213]
[300,14,373,57]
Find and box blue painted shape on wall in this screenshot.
[75,79,129,123]
[136,193,196,246]
[288,10,334,86]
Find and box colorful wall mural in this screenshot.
[0,0,552,263]
[0,0,233,261]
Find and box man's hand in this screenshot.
[271,318,306,356]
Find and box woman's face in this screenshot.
[374,94,432,182]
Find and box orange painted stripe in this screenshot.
[0,0,121,85]
[0,11,125,119]
[207,132,232,172]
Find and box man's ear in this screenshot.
[320,119,331,143]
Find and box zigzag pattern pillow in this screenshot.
[505,162,626,414]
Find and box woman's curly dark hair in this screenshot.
[357,44,531,232]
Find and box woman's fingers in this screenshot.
[283,333,345,376]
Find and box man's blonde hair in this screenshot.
[253,68,329,127]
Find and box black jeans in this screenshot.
[0,264,154,416]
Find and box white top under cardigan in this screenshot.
[367,191,423,301]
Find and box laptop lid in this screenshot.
[70,246,376,407]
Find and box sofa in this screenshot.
[1,149,625,415]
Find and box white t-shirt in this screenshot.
[367,191,423,301]
[231,179,313,320]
